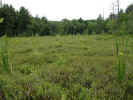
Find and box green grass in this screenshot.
[0,36,10,73]
[0,34,133,100]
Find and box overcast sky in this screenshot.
[3,0,133,21]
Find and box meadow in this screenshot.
[0,34,133,100]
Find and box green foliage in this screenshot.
[0,4,18,36]
[0,4,31,37]
[17,7,31,36]
[126,4,133,14]
[126,12,133,34]
[56,56,65,67]
[0,3,133,36]
[114,33,129,81]
[96,14,105,34]
[62,18,87,35]
[0,18,4,23]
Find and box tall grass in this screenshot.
[0,35,10,72]
[115,22,128,81]
[0,18,10,72]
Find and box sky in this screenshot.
[3,0,133,21]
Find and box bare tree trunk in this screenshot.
[103,9,104,20]
[0,0,2,8]
[112,3,115,16]
[116,0,120,16]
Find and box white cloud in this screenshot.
[3,0,133,21]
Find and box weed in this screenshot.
[0,35,132,99]
[117,38,128,81]
[56,56,65,67]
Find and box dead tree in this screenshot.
[116,0,120,16]
[0,0,2,8]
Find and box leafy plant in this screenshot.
[0,18,4,23]
[115,22,129,81]
[56,56,65,67]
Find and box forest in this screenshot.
[0,3,133,36]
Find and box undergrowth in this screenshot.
[0,35,132,100]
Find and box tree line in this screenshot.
[0,4,133,37]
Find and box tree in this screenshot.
[116,0,120,15]
[126,12,133,34]
[96,14,105,33]
[17,6,31,36]
[0,4,17,36]
[126,4,133,14]
[124,4,133,34]
[49,21,59,35]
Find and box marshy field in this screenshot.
[1,0,133,99]
[0,35,133,100]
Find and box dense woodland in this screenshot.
[0,4,133,36]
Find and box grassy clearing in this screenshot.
[0,34,133,100]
